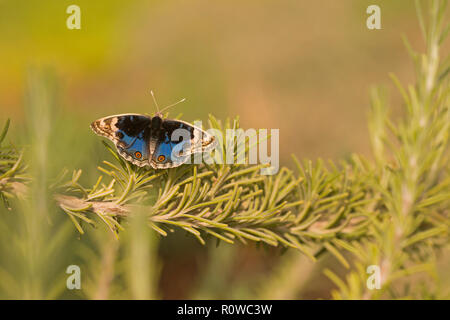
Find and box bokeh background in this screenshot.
[0,0,448,299]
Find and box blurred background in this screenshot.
[0,0,448,299]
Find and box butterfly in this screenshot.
[90,92,216,169]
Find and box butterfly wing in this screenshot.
[150,119,216,169]
[91,114,152,167]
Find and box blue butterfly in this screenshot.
[91,113,216,169]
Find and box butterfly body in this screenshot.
[91,113,215,169]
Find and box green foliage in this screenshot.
[0,73,76,299]
[55,116,377,264]
[324,0,450,299]
[0,119,28,209]
[74,211,160,300]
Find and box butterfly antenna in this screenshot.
[150,90,160,114]
[159,97,186,114]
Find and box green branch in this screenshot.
[56,116,376,263]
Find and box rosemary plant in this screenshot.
[324,0,449,299]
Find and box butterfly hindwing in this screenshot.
[151,139,188,169]
[91,114,151,167]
